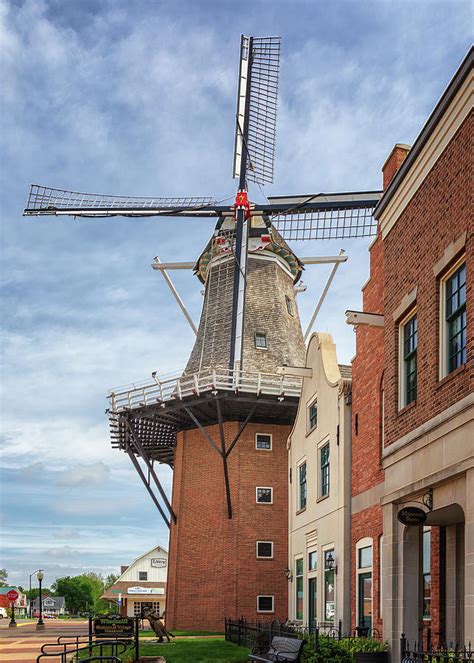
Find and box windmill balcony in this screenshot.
[108,367,302,413]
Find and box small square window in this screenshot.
[308,399,318,431]
[308,551,317,571]
[257,595,274,612]
[256,487,273,504]
[139,571,148,581]
[256,541,273,558]
[285,296,293,315]
[255,332,268,349]
[256,433,272,450]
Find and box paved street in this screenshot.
[0,619,88,662]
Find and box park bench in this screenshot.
[249,635,307,662]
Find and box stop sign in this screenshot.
[6,590,19,602]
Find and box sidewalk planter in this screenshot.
[354,653,388,663]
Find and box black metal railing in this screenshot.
[36,638,131,662]
[400,633,473,662]
[225,617,382,651]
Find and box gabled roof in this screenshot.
[117,545,168,581]
[31,596,65,609]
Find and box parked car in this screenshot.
[0,607,8,619]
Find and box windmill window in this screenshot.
[256,433,272,450]
[256,541,274,558]
[256,487,273,504]
[257,595,274,613]
[255,332,268,349]
[285,295,293,315]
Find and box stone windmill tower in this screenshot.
[24,35,382,629]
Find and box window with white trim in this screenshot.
[356,538,373,631]
[320,443,330,497]
[256,487,273,504]
[308,399,318,431]
[257,595,274,613]
[255,332,268,349]
[139,571,148,581]
[443,262,466,374]
[256,541,273,558]
[295,558,303,620]
[298,462,307,510]
[399,311,417,408]
[256,433,272,451]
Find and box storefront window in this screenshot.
[324,550,335,622]
[295,558,304,620]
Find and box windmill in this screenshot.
[24,35,382,627]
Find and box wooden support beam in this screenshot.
[126,418,177,523]
[225,402,258,458]
[216,398,232,519]
[125,445,170,528]
[184,406,222,456]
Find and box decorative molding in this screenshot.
[392,287,418,322]
[433,231,467,276]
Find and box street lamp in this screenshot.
[28,569,41,619]
[36,570,45,631]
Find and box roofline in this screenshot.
[374,46,473,220]
[117,544,168,581]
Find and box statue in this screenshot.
[142,607,175,643]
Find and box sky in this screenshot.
[0,0,472,590]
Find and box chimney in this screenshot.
[382,143,411,190]
[120,565,129,575]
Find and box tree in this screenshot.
[52,576,94,614]
[105,574,118,589]
[0,569,8,587]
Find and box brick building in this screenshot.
[348,48,472,658]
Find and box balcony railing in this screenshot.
[108,367,302,413]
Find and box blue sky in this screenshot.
[1,0,471,589]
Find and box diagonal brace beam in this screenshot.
[125,445,170,528]
[225,402,258,458]
[216,398,232,519]
[127,417,177,523]
[184,406,222,455]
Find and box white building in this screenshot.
[287,333,352,629]
[102,545,168,618]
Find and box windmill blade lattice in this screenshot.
[233,36,281,185]
[24,184,219,217]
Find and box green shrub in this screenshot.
[340,637,389,654]
[303,636,352,663]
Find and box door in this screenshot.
[358,572,372,630]
[308,578,317,628]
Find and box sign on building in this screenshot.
[150,558,167,568]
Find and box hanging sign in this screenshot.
[397,506,427,526]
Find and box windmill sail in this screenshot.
[24,185,219,217]
[232,36,281,185]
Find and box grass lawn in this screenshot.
[139,637,249,662]
[77,637,249,662]
[140,628,223,637]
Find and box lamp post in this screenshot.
[28,569,41,619]
[36,570,45,631]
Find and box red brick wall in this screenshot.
[351,233,385,497]
[166,421,289,631]
[383,115,472,448]
[351,506,383,633]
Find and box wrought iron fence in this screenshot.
[225,617,382,652]
[400,633,473,663]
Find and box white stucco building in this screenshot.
[288,333,352,629]
[102,545,168,618]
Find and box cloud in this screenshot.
[57,462,110,488]
[44,545,81,559]
[54,527,79,540]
